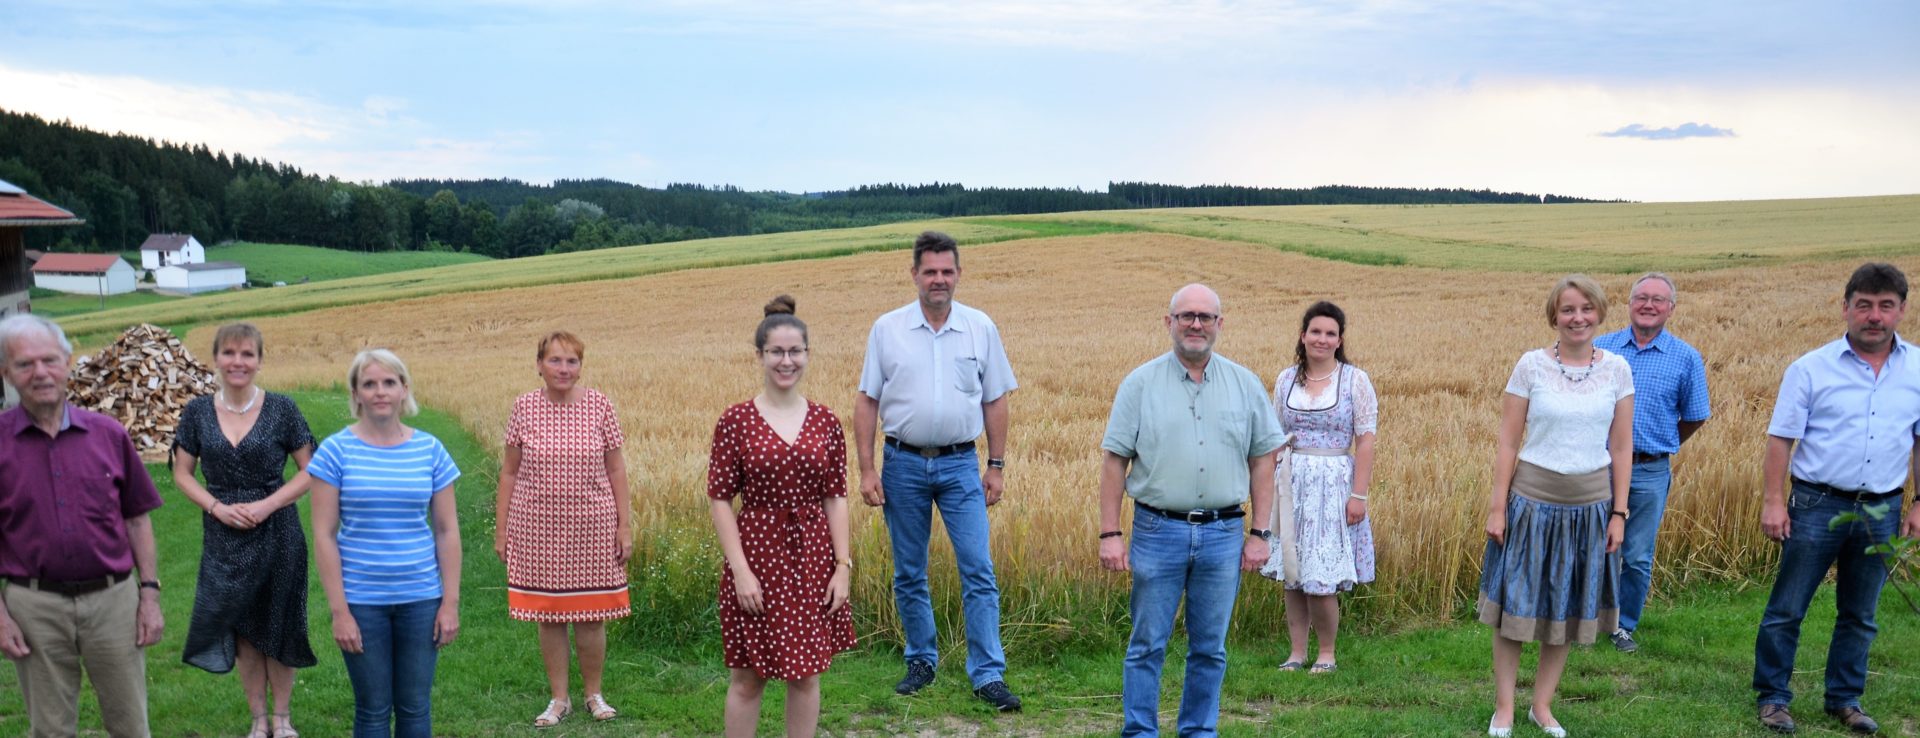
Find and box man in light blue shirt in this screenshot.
[1099,284,1285,737]
[1753,262,1920,735]
[1593,273,1711,653]
[853,231,1021,710]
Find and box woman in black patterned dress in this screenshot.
[171,323,318,738]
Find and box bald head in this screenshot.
[1166,283,1224,364]
[1169,283,1221,314]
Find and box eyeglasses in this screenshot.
[761,347,808,360]
[1171,312,1220,327]
[1629,295,1672,306]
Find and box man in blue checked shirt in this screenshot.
[1594,273,1711,655]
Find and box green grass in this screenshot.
[2,393,1913,736]
[25,290,177,319]
[203,241,492,285]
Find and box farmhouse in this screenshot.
[155,260,247,294]
[32,253,137,295]
[138,233,206,269]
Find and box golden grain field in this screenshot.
[193,232,1920,648]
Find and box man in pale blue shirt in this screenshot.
[1753,262,1920,735]
[854,231,1021,710]
[1099,284,1285,737]
[1593,273,1711,653]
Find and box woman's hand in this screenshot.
[433,600,460,648]
[1484,509,1507,546]
[211,502,256,530]
[233,501,274,525]
[1606,515,1625,553]
[332,611,363,654]
[1345,497,1367,526]
[616,526,634,565]
[823,564,851,615]
[733,570,765,616]
[492,527,507,562]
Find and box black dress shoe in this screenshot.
[1758,704,1796,734]
[1825,706,1879,734]
[894,658,935,695]
[973,680,1022,712]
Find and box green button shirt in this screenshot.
[1101,352,1287,511]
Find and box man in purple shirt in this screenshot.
[0,313,165,737]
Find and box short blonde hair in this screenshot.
[537,331,585,361]
[1545,274,1608,327]
[346,348,420,419]
[212,323,264,358]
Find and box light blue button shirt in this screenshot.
[1596,327,1711,455]
[1101,352,1288,511]
[1767,335,1920,494]
[858,300,1017,447]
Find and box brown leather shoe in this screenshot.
[1825,706,1879,734]
[1758,704,1796,733]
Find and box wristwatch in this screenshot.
[139,580,161,591]
[1610,509,1630,521]
[987,457,1006,469]
[835,558,854,571]
[1248,528,1273,541]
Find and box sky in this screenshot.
[2,1,1917,202]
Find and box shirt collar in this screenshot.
[908,304,968,334]
[1168,352,1215,383]
[4,402,78,437]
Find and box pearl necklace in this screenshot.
[1305,366,1336,382]
[219,386,261,414]
[1552,341,1597,383]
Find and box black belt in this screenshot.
[1136,502,1245,524]
[886,437,975,458]
[1632,451,1669,464]
[1792,477,1903,502]
[5,571,130,597]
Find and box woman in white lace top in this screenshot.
[1478,275,1633,738]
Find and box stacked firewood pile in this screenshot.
[69,324,217,461]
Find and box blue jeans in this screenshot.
[1752,483,1897,710]
[341,598,441,738]
[881,445,1006,687]
[1121,507,1243,738]
[1617,457,1673,632]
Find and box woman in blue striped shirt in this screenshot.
[310,349,463,738]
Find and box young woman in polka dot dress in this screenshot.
[707,295,855,738]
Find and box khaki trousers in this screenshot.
[3,576,150,738]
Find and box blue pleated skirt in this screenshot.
[1477,461,1619,645]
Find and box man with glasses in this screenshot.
[1099,284,1285,737]
[854,231,1022,710]
[1593,273,1711,654]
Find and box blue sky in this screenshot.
[3,1,1916,201]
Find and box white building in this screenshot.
[31,253,136,295]
[154,261,247,294]
[137,233,206,269]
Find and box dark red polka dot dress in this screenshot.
[706,400,856,680]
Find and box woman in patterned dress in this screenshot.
[171,323,317,738]
[1479,275,1632,738]
[493,331,632,727]
[707,295,855,738]
[1257,301,1377,675]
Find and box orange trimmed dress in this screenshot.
[707,400,856,680]
[503,388,631,622]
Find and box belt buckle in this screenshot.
[1185,509,1209,524]
[918,446,939,459]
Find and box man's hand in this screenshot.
[1099,536,1129,572]
[1240,535,1269,572]
[983,467,1005,506]
[0,611,31,658]
[1761,499,1791,543]
[859,471,885,507]
[135,590,164,648]
[1901,502,1920,538]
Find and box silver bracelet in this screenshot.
[1349,493,1369,501]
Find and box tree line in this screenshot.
[0,109,1609,258]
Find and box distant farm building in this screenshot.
[154,261,247,294]
[138,233,206,269]
[1,178,86,316]
[32,253,136,295]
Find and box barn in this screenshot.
[138,233,207,269]
[154,260,248,294]
[32,253,137,295]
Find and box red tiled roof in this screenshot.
[0,191,81,224]
[138,233,194,252]
[31,253,126,274]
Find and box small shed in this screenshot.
[138,233,206,269]
[32,253,137,295]
[154,260,247,294]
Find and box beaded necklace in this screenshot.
[1552,341,1598,383]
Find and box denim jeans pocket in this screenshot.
[1134,509,1163,534]
[1789,486,1820,511]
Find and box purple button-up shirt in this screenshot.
[0,403,163,580]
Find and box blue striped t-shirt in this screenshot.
[308,428,461,605]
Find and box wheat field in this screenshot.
[188,229,1916,649]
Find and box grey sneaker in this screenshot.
[1609,628,1638,653]
[894,658,935,695]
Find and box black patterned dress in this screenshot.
[175,392,319,672]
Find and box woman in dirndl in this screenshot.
[1258,301,1376,675]
[1479,274,1632,738]
[494,331,633,727]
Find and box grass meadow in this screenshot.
[196,241,492,285]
